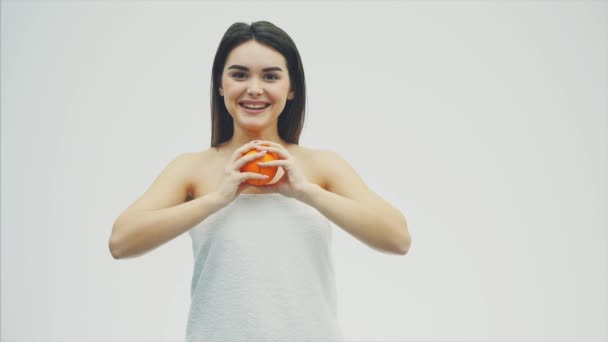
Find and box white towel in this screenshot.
[186,193,343,341]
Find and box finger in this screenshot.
[234,150,268,170]
[253,145,288,159]
[239,171,270,181]
[253,141,284,150]
[231,141,265,162]
[257,160,285,167]
[255,140,280,147]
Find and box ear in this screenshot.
[287,88,295,100]
[219,88,224,96]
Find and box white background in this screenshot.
[1,1,606,341]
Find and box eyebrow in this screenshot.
[227,64,283,72]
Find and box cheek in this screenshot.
[223,85,244,100]
[222,76,241,89]
[270,84,291,99]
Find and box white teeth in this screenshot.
[242,103,268,109]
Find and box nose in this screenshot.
[247,78,263,96]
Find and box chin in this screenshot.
[237,119,269,129]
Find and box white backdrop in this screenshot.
[1,1,606,341]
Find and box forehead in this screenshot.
[224,40,288,70]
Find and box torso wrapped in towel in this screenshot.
[186,193,343,341]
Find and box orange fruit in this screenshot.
[240,146,279,185]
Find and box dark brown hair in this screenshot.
[210,21,307,149]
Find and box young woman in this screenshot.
[109,21,411,341]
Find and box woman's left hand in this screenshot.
[252,141,314,199]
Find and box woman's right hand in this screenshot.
[210,141,270,206]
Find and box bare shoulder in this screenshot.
[294,146,344,191]
[313,148,348,171]
[317,149,399,220]
[289,144,321,160]
[168,151,201,192]
[314,148,369,197]
[181,147,227,199]
[181,148,212,165]
[115,152,199,217]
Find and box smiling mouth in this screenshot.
[240,103,270,110]
[239,103,270,113]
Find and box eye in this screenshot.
[231,72,247,79]
[265,73,279,80]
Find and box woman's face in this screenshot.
[220,40,294,129]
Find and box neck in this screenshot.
[219,129,289,153]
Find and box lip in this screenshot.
[240,100,270,105]
[239,102,270,115]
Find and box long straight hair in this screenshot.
[210,21,307,149]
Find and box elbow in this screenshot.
[395,214,411,255]
[108,230,123,260]
[389,230,411,255]
[396,218,411,255]
[109,238,121,259]
[398,234,411,255]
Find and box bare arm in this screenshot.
[109,193,224,259]
[301,184,409,255]
[300,150,411,255]
[109,153,222,259]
